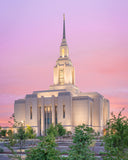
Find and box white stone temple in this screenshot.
[14,15,109,135]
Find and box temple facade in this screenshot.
[14,15,109,135]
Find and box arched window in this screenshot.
[63,105,65,118]
[30,106,32,119]
[55,105,57,125]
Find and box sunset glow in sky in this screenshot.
[0,0,128,126]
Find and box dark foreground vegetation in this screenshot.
[0,109,128,160]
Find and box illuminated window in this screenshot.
[30,106,32,119]
[72,70,74,84]
[59,69,64,85]
[63,105,65,118]
[39,106,41,135]
[44,106,52,132]
[44,106,47,132]
[39,107,41,123]
[62,48,64,57]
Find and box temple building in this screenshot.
[14,15,109,135]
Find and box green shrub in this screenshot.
[25,134,60,160]
[47,123,66,137]
[47,124,58,137]
[103,108,128,160]
[68,124,95,160]
[1,129,7,137]
[25,126,36,139]
[7,130,13,137]
[66,131,72,136]
[56,123,66,136]
[7,130,16,146]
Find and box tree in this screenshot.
[5,114,26,160]
[7,124,26,160]
[25,134,60,160]
[15,124,26,154]
[1,129,7,137]
[7,129,13,137]
[0,126,1,138]
[7,130,16,146]
[103,108,128,160]
[25,126,36,139]
[68,124,95,160]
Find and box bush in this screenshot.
[103,108,128,159]
[56,123,66,136]
[68,124,95,160]
[25,134,60,160]
[66,131,72,136]
[1,129,7,137]
[7,130,13,137]
[47,124,58,137]
[5,119,26,160]
[25,126,36,139]
[47,123,66,137]
[7,130,16,146]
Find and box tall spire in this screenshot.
[60,14,69,58]
[63,14,66,39]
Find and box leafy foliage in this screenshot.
[47,123,58,137]
[25,125,36,139]
[47,123,66,137]
[25,134,60,160]
[66,131,72,136]
[103,108,128,160]
[6,144,22,160]
[56,123,66,136]
[16,124,26,145]
[5,114,26,160]
[0,129,7,137]
[7,130,16,146]
[7,129,13,137]
[68,124,95,160]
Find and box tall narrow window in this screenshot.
[30,106,32,119]
[39,107,41,136]
[63,105,65,118]
[72,70,74,85]
[50,106,52,125]
[44,106,47,132]
[55,105,57,125]
[44,106,52,133]
[59,69,64,85]
[39,107,41,122]
[47,106,50,126]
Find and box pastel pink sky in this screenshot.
[0,0,128,126]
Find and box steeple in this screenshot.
[52,14,75,86]
[63,14,66,39]
[60,14,69,58]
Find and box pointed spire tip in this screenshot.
[63,14,66,39]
